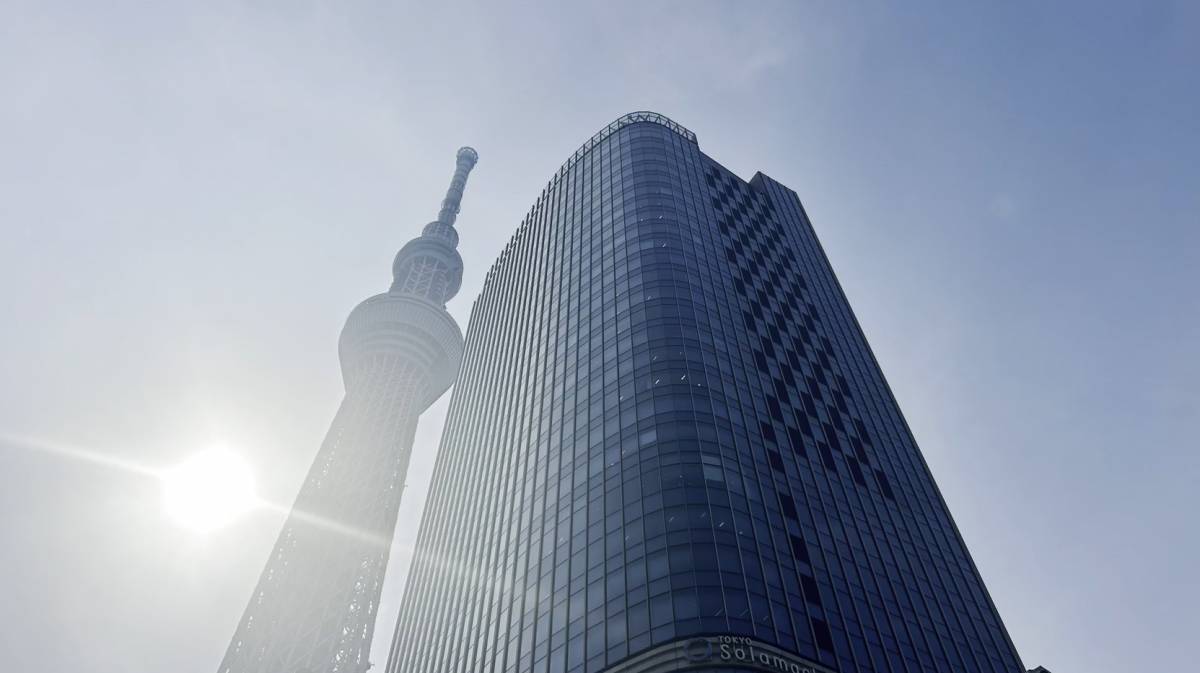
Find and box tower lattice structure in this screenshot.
[218,147,479,673]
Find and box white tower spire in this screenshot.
[217,148,477,673]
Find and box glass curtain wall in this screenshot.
[387,114,1023,673]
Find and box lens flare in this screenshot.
[163,448,256,534]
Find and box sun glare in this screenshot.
[163,448,256,534]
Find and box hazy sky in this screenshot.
[1,2,1197,672]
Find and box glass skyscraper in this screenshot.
[387,112,1024,673]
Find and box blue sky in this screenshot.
[1,2,1196,672]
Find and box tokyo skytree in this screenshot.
[217,147,479,673]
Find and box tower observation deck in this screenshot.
[217,147,479,673]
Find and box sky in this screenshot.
[1,1,1197,672]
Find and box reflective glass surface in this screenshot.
[388,116,1023,673]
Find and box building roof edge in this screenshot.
[549,111,697,188]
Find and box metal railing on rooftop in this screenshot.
[485,112,698,285]
[550,111,697,187]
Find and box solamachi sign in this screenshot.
[678,635,837,673]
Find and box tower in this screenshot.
[218,147,479,673]
[387,113,1024,673]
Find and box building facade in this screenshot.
[387,113,1023,673]
[217,148,478,673]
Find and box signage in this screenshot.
[678,635,835,673]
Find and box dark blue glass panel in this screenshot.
[388,114,1024,673]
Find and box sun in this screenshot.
[163,448,257,534]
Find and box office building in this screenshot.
[388,113,1023,673]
